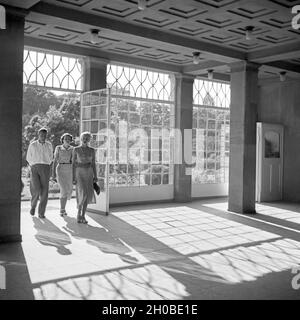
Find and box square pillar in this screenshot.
[173,74,195,203]
[228,62,259,214]
[83,57,108,91]
[0,8,26,243]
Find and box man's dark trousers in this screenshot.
[30,164,51,217]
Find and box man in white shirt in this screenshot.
[26,128,53,218]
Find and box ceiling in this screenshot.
[2,0,300,79]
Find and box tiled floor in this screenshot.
[1,198,300,300]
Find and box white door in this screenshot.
[256,123,284,203]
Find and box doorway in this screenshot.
[256,123,284,203]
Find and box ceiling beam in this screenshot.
[248,42,300,64]
[197,72,231,83]
[263,61,300,75]
[24,36,183,74]
[183,61,227,75]
[29,2,246,64]
[0,0,40,9]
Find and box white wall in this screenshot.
[192,183,228,199]
[109,185,174,205]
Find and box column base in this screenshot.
[0,202,21,244]
[228,204,257,215]
[0,234,22,244]
[174,198,192,203]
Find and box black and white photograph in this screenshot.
[0,0,300,306]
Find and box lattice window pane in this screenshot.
[23,49,83,92]
[107,64,175,188]
[107,64,174,101]
[193,79,231,185]
[193,78,231,109]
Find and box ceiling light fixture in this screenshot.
[90,29,99,44]
[280,71,287,82]
[245,26,254,41]
[208,69,214,80]
[138,0,147,10]
[0,5,6,30]
[193,52,201,65]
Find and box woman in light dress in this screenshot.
[72,132,97,224]
[52,133,74,216]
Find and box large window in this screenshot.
[193,79,230,184]
[106,64,175,188]
[22,48,82,201]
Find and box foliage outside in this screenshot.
[22,85,80,167]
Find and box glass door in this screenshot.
[81,88,110,215]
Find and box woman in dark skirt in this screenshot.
[72,132,97,224]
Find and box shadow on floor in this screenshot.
[63,216,138,265]
[33,205,300,300]
[33,217,72,255]
[194,199,300,238]
[84,199,300,299]
[255,202,300,229]
[3,199,300,300]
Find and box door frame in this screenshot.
[256,122,284,203]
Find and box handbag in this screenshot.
[93,182,101,195]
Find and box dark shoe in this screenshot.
[30,208,35,216]
[38,214,46,219]
[82,217,88,224]
[60,209,67,217]
[77,208,82,223]
[77,213,82,223]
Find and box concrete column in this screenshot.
[0,8,26,243]
[83,57,108,91]
[228,61,259,214]
[173,74,195,203]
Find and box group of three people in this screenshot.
[26,128,97,224]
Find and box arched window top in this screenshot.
[23,48,83,92]
[193,78,231,109]
[107,64,174,102]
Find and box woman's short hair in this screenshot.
[60,133,73,144]
[80,131,92,141]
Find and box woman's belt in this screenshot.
[59,163,72,165]
[76,163,92,168]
